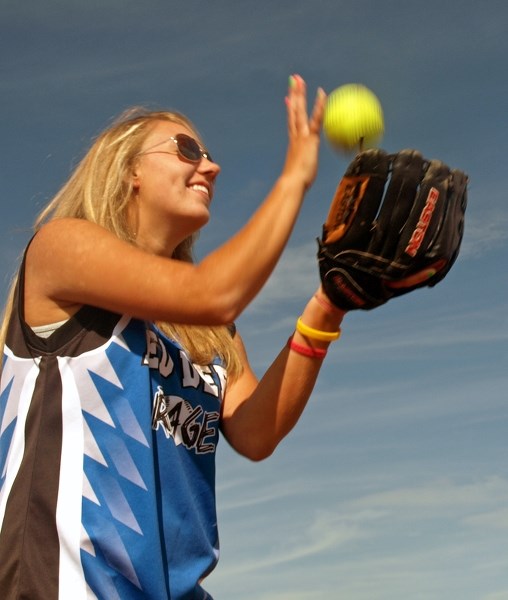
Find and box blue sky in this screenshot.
[1,1,507,598]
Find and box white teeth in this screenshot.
[190,184,208,195]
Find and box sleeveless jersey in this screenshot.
[0,258,227,599]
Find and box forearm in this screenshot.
[222,289,345,460]
[200,175,307,320]
[199,78,325,323]
[238,347,325,461]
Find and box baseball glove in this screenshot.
[317,149,468,311]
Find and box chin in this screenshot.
[184,210,210,234]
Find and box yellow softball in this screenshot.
[323,84,384,152]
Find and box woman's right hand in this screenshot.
[282,74,327,191]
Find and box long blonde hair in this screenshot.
[0,108,242,379]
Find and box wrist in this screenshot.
[287,335,328,360]
[305,291,345,330]
[314,287,346,317]
[287,292,345,359]
[288,290,343,351]
[276,170,310,196]
[296,317,341,342]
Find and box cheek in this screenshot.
[133,157,195,200]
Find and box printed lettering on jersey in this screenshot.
[143,329,175,377]
[152,387,219,453]
[144,328,227,455]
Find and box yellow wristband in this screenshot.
[296,317,341,342]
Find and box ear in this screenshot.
[128,162,141,190]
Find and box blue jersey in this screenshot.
[0,269,227,599]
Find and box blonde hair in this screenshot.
[0,108,242,379]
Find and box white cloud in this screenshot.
[210,475,508,598]
[464,506,508,530]
[461,207,508,258]
[248,242,319,310]
[351,476,508,513]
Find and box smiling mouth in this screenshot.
[189,184,211,199]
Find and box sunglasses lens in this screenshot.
[175,134,212,163]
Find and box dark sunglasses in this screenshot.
[137,133,213,163]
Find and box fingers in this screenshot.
[286,74,305,135]
[293,74,308,133]
[286,75,327,136]
[283,74,325,189]
[309,87,327,134]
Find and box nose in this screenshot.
[199,156,221,180]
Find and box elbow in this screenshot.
[203,290,245,326]
[223,421,279,462]
[246,446,276,462]
[233,438,278,462]
[196,267,249,325]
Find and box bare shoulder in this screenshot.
[27,218,142,280]
[24,218,204,326]
[29,218,115,255]
[24,219,97,325]
[25,218,135,325]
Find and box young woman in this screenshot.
[0,75,345,599]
